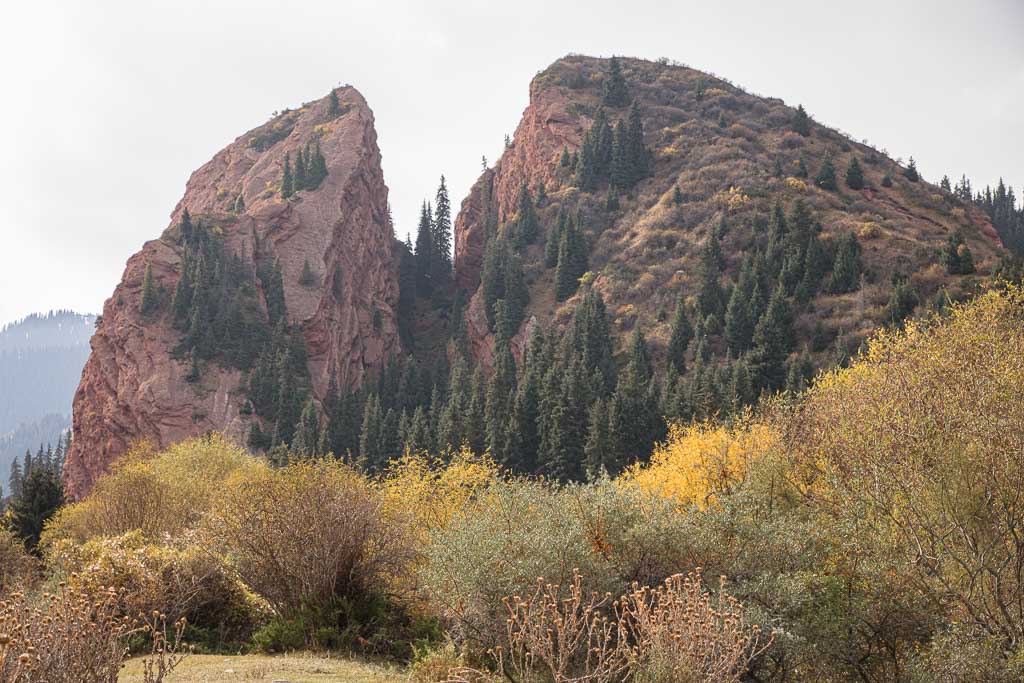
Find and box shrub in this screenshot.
[43,435,259,545]
[204,460,413,620]
[0,529,37,593]
[0,584,188,682]
[47,531,264,651]
[858,222,882,240]
[621,417,778,509]
[480,569,770,683]
[382,448,499,550]
[786,287,1024,648]
[420,479,689,652]
[784,177,807,192]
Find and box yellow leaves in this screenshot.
[858,222,882,240]
[620,416,779,509]
[382,447,499,540]
[713,186,751,212]
[42,434,262,547]
[785,177,808,193]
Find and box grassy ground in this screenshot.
[119,653,407,683]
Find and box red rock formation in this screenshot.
[455,83,583,292]
[65,88,399,499]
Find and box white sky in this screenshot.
[1,0,1021,327]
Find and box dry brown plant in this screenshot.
[0,583,189,683]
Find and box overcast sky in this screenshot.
[0,0,1021,327]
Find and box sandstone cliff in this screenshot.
[65,87,399,498]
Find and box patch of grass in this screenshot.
[119,653,406,683]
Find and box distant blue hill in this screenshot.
[0,311,95,490]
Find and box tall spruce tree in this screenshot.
[414,201,434,294]
[829,231,864,294]
[750,284,795,392]
[845,156,865,190]
[666,295,693,374]
[815,152,838,191]
[792,104,811,137]
[602,56,630,107]
[280,153,294,198]
[139,262,158,315]
[432,176,453,279]
[511,181,540,247]
[9,466,64,549]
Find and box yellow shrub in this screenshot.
[43,434,262,546]
[858,222,882,240]
[785,177,808,192]
[714,186,750,212]
[621,416,779,508]
[382,447,499,543]
[49,530,264,636]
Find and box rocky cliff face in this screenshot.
[453,56,1003,369]
[65,87,399,499]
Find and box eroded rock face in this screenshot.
[65,88,399,499]
[453,81,584,367]
[454,84,583,293]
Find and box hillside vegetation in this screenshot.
[2,285,1019,681]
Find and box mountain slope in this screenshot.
[64,87,399,498]
[453,56,1002,368]
[0,311,93,488]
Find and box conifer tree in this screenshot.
[432,176,453,278]
[292,398,321,458]
[8,456,22,500]
[845,156,865,190]
[299,259,317,287]
[697,232,725,320]
[414,201,433,294]
[666,295,693,374]
[904,157,919,182]
[672,185,683,205]
[554,218,587,301]
[602,56,629,107]
[829,231,864,294]
[750,284,794,392]
[559,146,571,167]
[724,266,756,354]
[584,398,615,478]
[327,89,340,118]
[626,102,649,182]
[792,104,811,137]
[294,147,307,191]
[464,368,487,454]
[511,181,539,247]
[309,142,328,188]
[784,346,815,394]
[139,262,158,316]
[281,153,294,198]
[9,466,64,549]
[610,119,631,189]
[546,210,567,268]
[815,152,838,191]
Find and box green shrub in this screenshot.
[420,478,689,652]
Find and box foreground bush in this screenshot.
[421,478,690,651]
[0,584,187,682]
[46,530,264,650]
[787,286,1024,651]
[205,459,417,653]
[451,569,769,683]
[43,435,259,545]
